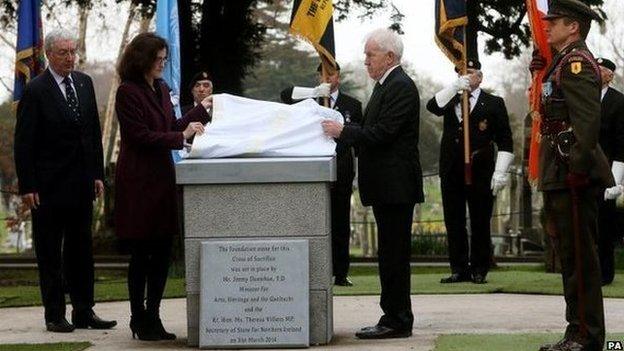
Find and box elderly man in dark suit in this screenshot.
[322,28,423,339]
[281,63,363,287]
[595,57,624,285]
[14,29,116,333]
[426,60,514,285]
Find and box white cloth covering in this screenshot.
[187,94,343,159]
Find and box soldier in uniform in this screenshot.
[281,63,363,286]
[595,58,624,286]
[427,60,514,284]
[181,71,213,115]
[531,1,612,350]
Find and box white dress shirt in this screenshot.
[601,86,609,102]
[378,64,401,85]
[454,88,481,122]
[49,67,78,103]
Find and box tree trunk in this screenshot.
[200,0,260,95]
[95,3,137,234]
[76,6,89,70]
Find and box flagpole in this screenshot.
[322,62,329,108]
[461,26,472,185]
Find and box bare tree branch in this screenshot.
[0,32,15,50]
[0,76,13,95]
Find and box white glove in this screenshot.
[491,151,515,196]
[291,83,331,99]
[435,76,471,108]
[604,161,624,200]
[604,185,623,200]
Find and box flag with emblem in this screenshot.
[434,0,468,70]
[13,0,45,107]
[289,0,337,76]
[526,0,553,183]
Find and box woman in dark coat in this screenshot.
[114,32,210,341]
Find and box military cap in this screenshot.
[543,0,601,22]
[597,58,616,72]
[188,71,212,90]
[454,58,481,73]
[316,62,340,72]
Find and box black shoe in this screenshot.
[440,273,471,284]
[472,274,487,284]
[46,318,75,333]
[335,276,354,287]
[72,310,117,329]
[355,325,412,339]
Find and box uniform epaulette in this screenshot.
[555,49,601,87]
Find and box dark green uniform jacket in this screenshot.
[539,40,614,191]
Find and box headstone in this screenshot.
[199,240,310,348]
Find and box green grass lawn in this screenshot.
[1,265,623,308]
[0,342,91,351]
[433,333,624,351]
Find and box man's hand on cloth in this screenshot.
[321,119,343,138]
[292,83,331,100]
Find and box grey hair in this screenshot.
[365,28,404,62]
[44,29,77,52]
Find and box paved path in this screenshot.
[2,294,624,350]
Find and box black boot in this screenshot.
[129,312,160,341]
[150,314,176,340]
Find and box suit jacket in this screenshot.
[14,68,104,206]
[114,79,210,239]
[426,90,513,180]
[280,87,363,192]
[600,87,624,164]
[340,66,423,206]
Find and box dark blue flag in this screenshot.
[435,0,467,69]
[13,0,45,105]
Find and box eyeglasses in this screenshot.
[156,56,168,65]
[54,49,77,58]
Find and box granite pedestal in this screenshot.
[176,157,335,347]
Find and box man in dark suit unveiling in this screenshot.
[322,28,423,339]
[281,63,363,287]
[14,29,116,333]
[595,57,624,285]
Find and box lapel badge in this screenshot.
[479,119,488,131]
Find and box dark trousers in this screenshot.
[441,170,494,276]
[372,203,415,331]
[543,189,605,350]
[331,187,352,279]
[31,201,95,323]
[597,196,617,285]
[127,238,173,317]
